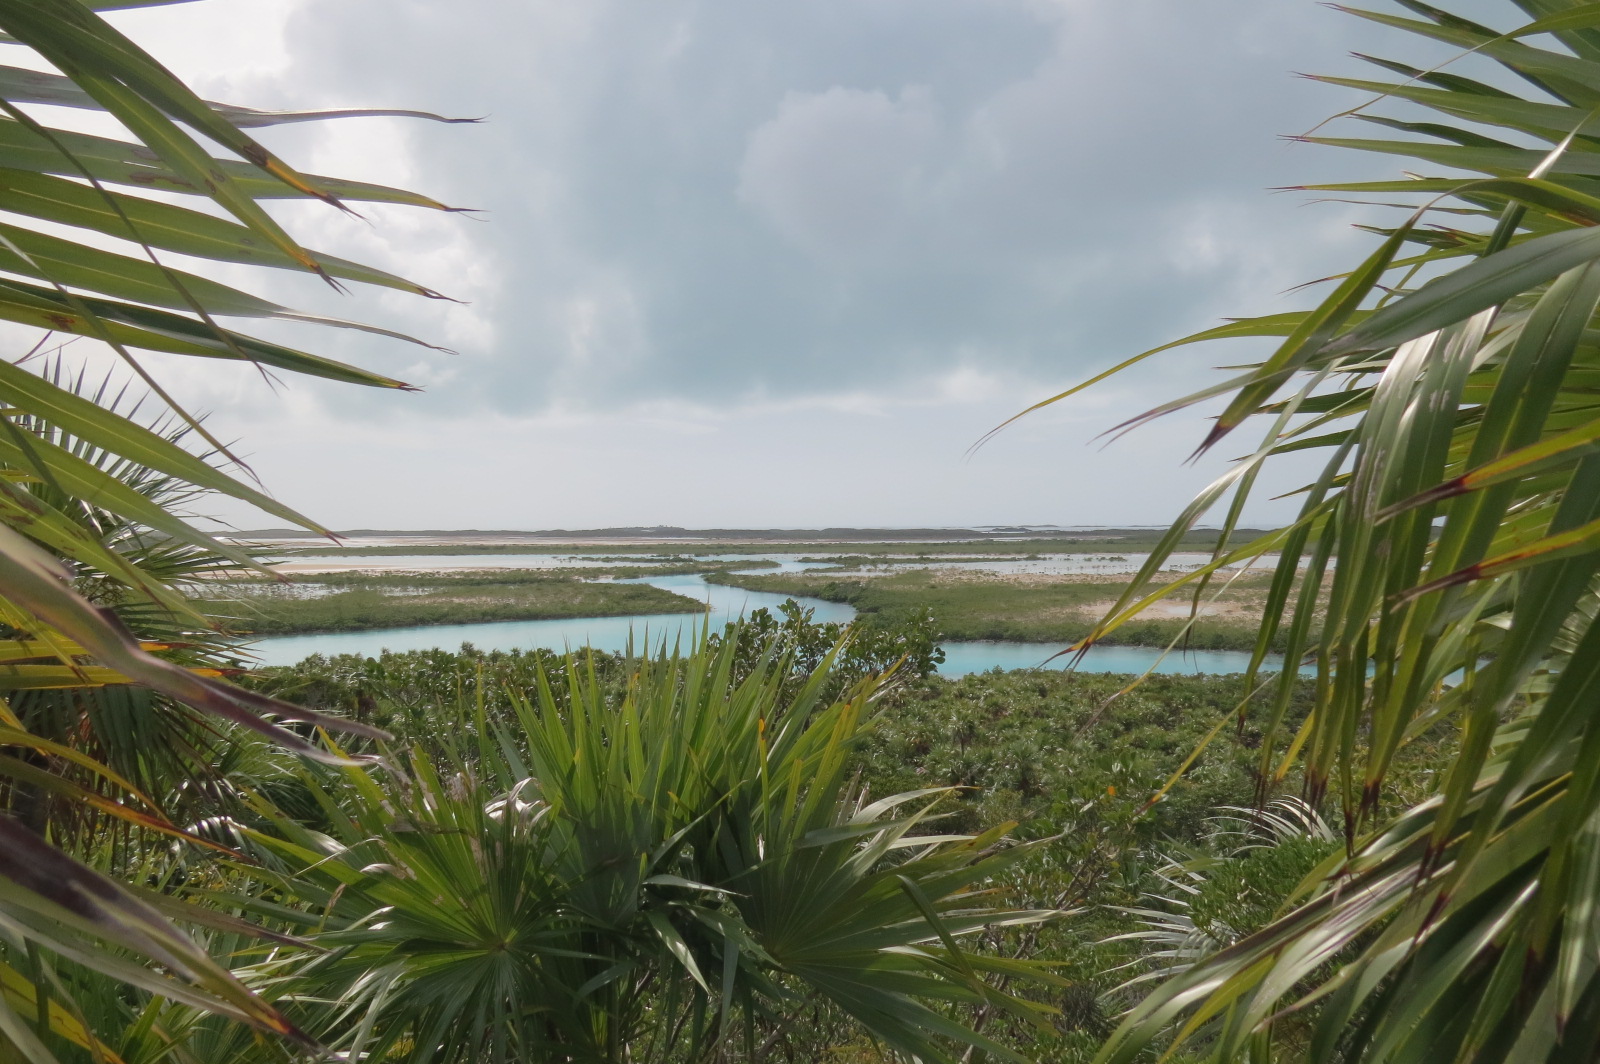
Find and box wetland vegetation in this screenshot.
[210,547,1292,653]
[199,568,735,635]
[707,566,1286,651]
[245,640,1448,1063]
[201,554,1298,657]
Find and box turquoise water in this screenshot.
[246,572,1283,676]
[247,573,853,666]
[937,641,1275,676]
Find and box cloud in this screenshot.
[72,0,1524,526]
[738,86,945,262]
[204,0,1434,413]
[205,368,1327,530]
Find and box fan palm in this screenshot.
[233,636,1060,1064]
[1008,1,1600,1061]
[6,364,264,843]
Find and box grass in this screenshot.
[260,561,776,579]
[203,571,706,635]
[707,567,1284,651]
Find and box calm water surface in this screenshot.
[247,572,1286,676]
[248,574,848,666]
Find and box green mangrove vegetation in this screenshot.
[205,556,1296,650]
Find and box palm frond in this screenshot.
[1055,2,1600,1061]
[0,0,463,1057]
[235,633,1060,1064]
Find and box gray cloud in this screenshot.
[246,0,1515,419]
[96,0,1524,528]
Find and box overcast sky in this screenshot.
[73,0,1515,531]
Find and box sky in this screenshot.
[46,0,1518,530]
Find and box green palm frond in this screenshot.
[1101,800,1338,997]
[1039,2,1600,1061]
[0,0,463,1057]
[0,0,459,708]
[234,633,1060,1064]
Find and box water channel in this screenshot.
[248,562,1283,677]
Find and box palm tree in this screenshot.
[0,0,464,1053]
[1010,1,1600,1060]
[233,637,1060,1064]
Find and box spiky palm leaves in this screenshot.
[0,0,459,1056]
[8,366,254,839]
[1054,2,1600,1061]
[1102,800,1338,998]
[223,637,1059,1064]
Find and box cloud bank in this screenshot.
[86,0,1518,526]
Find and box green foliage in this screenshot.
[1056,2,1600,1061]
[246,598,945,733]
[244,639,1352,1062]
[862,671,1301,844]
[0,0,462,1055]
[1187,834,1338,945]
[226,631,1059,1064]
[247,643,615,724]
[705,599,945,688]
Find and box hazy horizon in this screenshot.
[222,522,1214,537]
